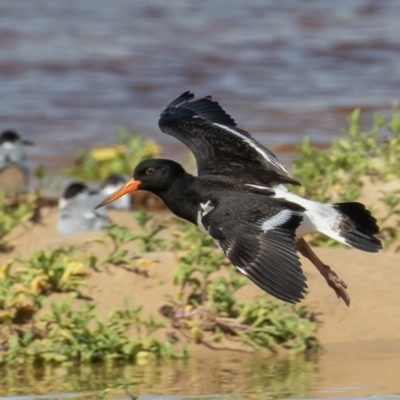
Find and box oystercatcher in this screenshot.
[96,93,381,305]
[58,182,109,236]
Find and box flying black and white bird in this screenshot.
[95,92,382,306]
[58,182,109,236]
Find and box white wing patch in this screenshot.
[213,123,289,174]
[272,187,346,243]
[246,183,290,191]
[215,240,224,252]
[245,183,270,190]
[261,209,293,231]
[236,266,248,276]
[200,200,214,214]
[197,200,215,235]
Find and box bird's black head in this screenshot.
[95,159,188,209]
[63,182,88,200]
[0,130,21,144]
[0,130,34,145]
[133,159,186,193]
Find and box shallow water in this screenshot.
[1,0,400,171]
[1,346,400,400]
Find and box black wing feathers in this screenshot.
[159,92,299,186]
[219,217,307,302]
[160,91,238,129]
[203,195,307,303]
[333,202,382,252]
[211,219,307,303]
[163,91,194,109]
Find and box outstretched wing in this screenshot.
[201,195,307,303]
[158,92,300,187]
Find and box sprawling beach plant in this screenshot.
[92,209,166,267]
[0,247,89,325]
[0,192,37,251]
[292,109,400,200]
[0,295,183,365]
[0,242,180,365]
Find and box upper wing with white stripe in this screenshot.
[158,92,300,187]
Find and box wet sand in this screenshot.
[311,341,400,397]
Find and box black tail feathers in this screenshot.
[334,202,382,253]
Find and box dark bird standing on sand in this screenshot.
[96,92,382,306]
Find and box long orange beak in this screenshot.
[95,178,141,209]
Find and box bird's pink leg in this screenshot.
[296,238,351,307]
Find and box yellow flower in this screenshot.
[61,260,85,282]
[90,146,123,162]
[0,259,13,280]
[143,140,161,156]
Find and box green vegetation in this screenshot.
[1,296,180,365]
[63,128,160,180]
[0,243,182,365]
[292,109,400,248]
[93,209,166,266]
[0,247,90,328]
[165,218,319,354]
[16,247,87,295]
[0,192,37,251]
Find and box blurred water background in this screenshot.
[1,0,400,172]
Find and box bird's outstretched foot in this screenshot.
[323,264,350,306]
[296,238,351,306]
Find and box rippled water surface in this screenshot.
[0,348,400,400]
[1,0,400,171]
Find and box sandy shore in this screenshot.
[3,207,400,355]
